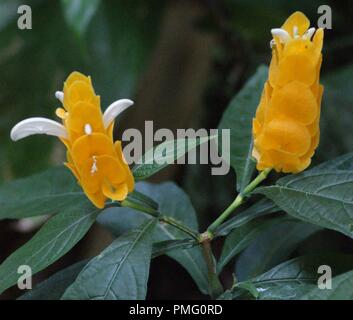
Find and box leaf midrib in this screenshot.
[100,219,155,300]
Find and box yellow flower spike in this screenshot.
[252,12,324,173]
[10,71,135,208]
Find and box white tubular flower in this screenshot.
[271,28,291,43]
[10,117,68,141]
[303,27,316,40]
[103,99,134,129]
[55,91,64,102]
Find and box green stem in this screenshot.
[201,238,223,298]
[117,199,199,240]
[160,215,199,240]
[207,168,271,234]
[120,199,159,217]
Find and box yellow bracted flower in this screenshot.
[252,11,324,173]
[11,71,135,208]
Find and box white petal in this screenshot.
[10,117,68,141]
[271,28,291,43]
[55,91,64,102]
[103,99,134,129]
[304,27,316,40]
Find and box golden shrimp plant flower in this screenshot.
[11,72,134,208]
[252,11,324,173]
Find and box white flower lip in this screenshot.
[303,27,316,40]
[271,28,291,43]
[271,26,316,45]
[10,95,133,141]
[10,117,68,141]
[103,99,134,129]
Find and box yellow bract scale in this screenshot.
[71,133,116,167]
[66,102,105,142]
[282,11,310,37]
[267,81,318,125]
[252,11,324,173]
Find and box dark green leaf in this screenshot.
[0,202,98,294]
[217,215,289,273]
[302,270,353,300]
[132,136,216,181]
[234,254,353,300]
[218,66,267,191]
[62,219,157,300]
[235,220,320,281]
[152,239,197,259]
[313,151,353,171]
[97,181,209,294]
[0,166,84,220]
[215,198,279,237]
[18,260,87,300]
[257,170,353,238]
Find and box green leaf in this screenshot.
[62,219,157,300]
[313,151,353,171]
[217,215,289,273]
[132,136,216,181]
[302,270,353,300]
[218,66,268,191]
[152,239,197,259]
[61,0,100,36]
[257,170,353,239]
[234,254,353,300]
[215,198,279,237]
[0,202,98,294]
[18,260,87,300]
[235,220,320,281]
[0,166,84,220]
[97,181,209,294]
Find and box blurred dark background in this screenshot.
[0,0,352,299]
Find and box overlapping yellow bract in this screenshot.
[58,72,134,208]
[252,12,324,173]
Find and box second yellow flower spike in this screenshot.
[252,12,324,173]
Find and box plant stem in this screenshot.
[200,238,223,298]
[207,168,271,234]
[117,199,199,240]
[160,215,199,240]
[120,199,160,217]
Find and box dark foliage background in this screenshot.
[0,0,352,299]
